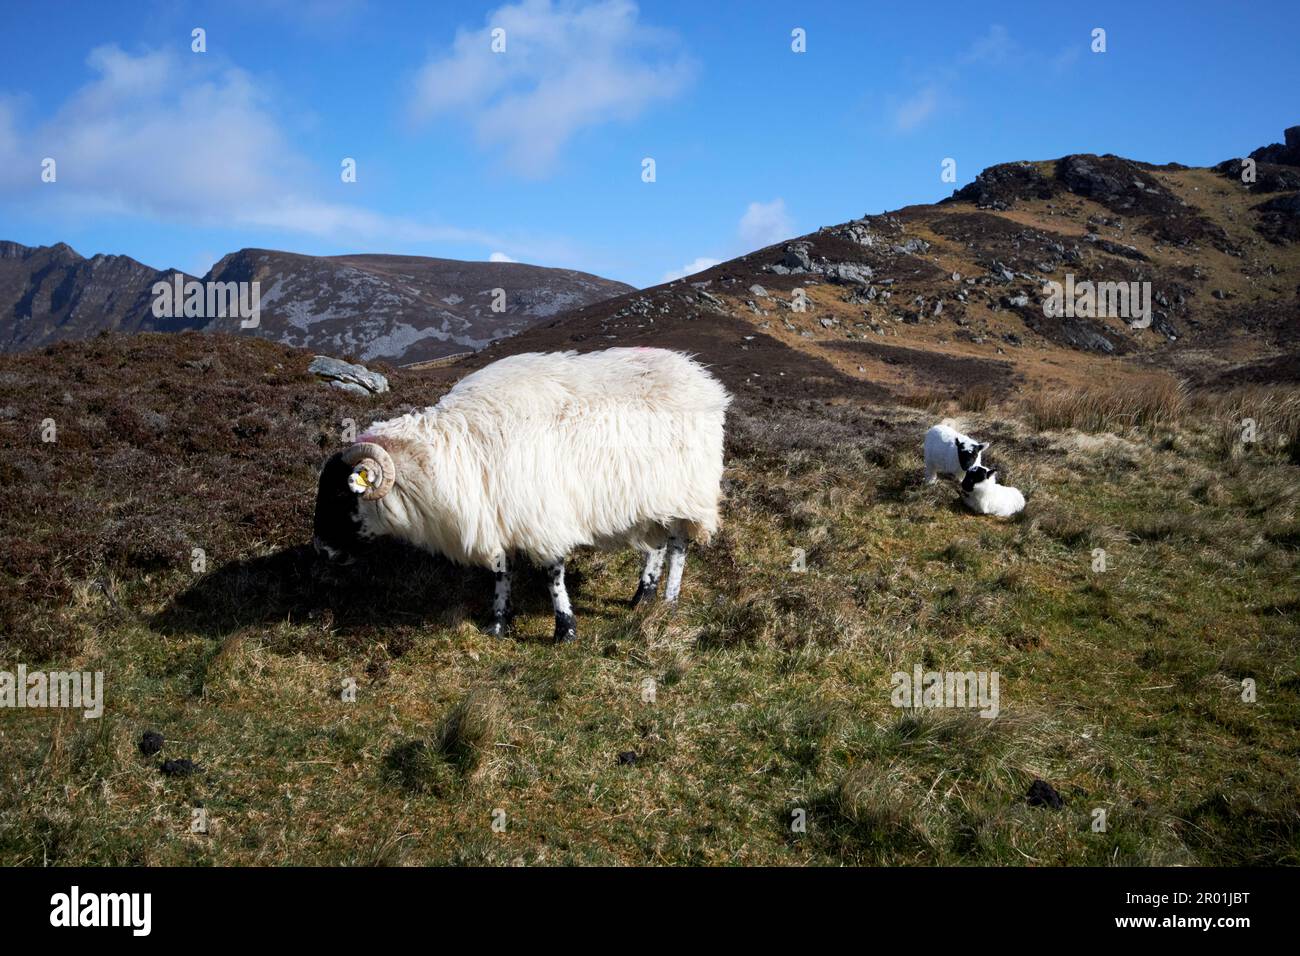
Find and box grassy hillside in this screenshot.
[1,334,1296,865]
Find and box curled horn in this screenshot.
[340,442,396,500]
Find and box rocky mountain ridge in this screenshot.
[0,242,633,364]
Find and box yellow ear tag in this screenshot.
[349,465,373,494]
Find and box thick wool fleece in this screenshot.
[354,348,731,567]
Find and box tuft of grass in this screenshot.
[959,383,996,413]
[383,739,458,796]
[381,689,505,796]
[433,688,506,779]
[1194,385,1300,464]
[898,388,951,414]
[836,762,930,848]
[1025,375,1187,433]
[939,537,980,571]
[693,582,860,649]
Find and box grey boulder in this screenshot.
[309,355,390,396]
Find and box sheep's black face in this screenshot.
[313,452,365,564]
[955,439,987,471]
[961,465,993,494]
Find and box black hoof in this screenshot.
[481,619,510,638]
[553,613,577,644]
[629,583,658,609]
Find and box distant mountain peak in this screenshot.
[0,242,634,362]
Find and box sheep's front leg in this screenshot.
[663,532,688,604]
[546,559,577,643]
[630,547,666,607]
[482,552,512,637]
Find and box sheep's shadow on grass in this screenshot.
[877,466,973,507]
[150,538,614,652]
[876,468,969,512]
[944,495,971,515]
[873,467,925,504]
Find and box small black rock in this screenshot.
[160,758,196,777]
[1026,778,1063,809]
[617,751,638,766]
[139,731,164,757]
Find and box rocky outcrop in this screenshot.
[947,161,1057,210]
[764,240,876,285]
[1214,127,1300,193]
[1054,155,1186,217]
[1249,125,1300,167]
[1253,192,1300,243]
[308,355,390,395]
[1205,127,1300,243]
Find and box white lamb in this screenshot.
[959,466,1025,517]
[923,423,988,484]
[312,347,731,643]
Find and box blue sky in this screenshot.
[1,0,1297,288]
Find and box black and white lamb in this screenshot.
[923,423,988,483]
[959,465,1025,517]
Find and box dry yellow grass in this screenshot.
[1023,375,1188,433]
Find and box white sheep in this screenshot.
[959,466,1025,517]
[923,423,988,484]
[313,347,732,643]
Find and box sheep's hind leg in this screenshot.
[630,547,666,607]
[546,559,577,643]
[663,530,688,604]
[482,552,512,637]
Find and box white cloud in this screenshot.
[738,198,793,249]
[409,0,695,177]
[0,44,537,255]
[0,46,292,210]
[236,197,492,245]
[489,251,516,262]
[893,85,941,132]
[960,24,1015,66]
[889,25,1019,133]
[661,197,796,283]
[660,256,720,283]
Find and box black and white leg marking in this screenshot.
[630,546,666,607]
[546,558,577,643]
[663,531,687,604]
[483,552,512,637]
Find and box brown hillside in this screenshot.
[427,133,1300,404]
